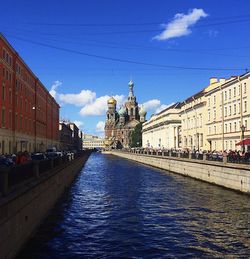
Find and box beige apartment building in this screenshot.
[180,77,226,151]
[205,72,250,151]
[142,103,181,149]
[82,134,105,149]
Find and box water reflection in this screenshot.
[18,153,250,258]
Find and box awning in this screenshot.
[236,139,250,146]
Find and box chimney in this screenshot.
[210,77,218,84]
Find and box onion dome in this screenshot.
[118,106,127,116]
[107,96,117,105]
[128,80,134,87]
[139,105,147,116]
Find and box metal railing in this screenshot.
[0,150,90,197]
[120,148,250,165]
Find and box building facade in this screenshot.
[180,78,225,151]
[59,122,73,150]
[205,73,250,151]
[0,34,60,154]
[82,134,105,149]
[142,103,181,149]
[105,80,146,148]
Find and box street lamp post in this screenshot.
[32,106,36,152]
[241,124,246,152]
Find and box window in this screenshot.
[229,89,231,99]
[208,98,210,107]
[234,122,237,132]
[234,104,236,115]
[214,125,216,134]
[15,114,18,129]
[238,85,241,96]
[213,95,216,105]
[2,82,5,101]
[234,87,236,97]
[9,111,12,129]
[9,89,12,104]
[2,108,5,127]
[244,101,247,112]
[225,107,227,117]
[213,110,216,120]
[229,106,231,116]
[208,111,210,121]
[245,119,248,130]
[244,83,247,94]
[224,91,227,100]
[229,123,232,132]
[238,103,241,114]
[225,123,227,133]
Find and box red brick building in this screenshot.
[0,34,60,154]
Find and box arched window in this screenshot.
[130,108,133,116]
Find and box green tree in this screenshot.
[130,123,142,147]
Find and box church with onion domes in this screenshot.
[105,80,146,148]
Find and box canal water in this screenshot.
[18,153,250,258]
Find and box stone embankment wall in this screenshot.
[105,151,250,194]
[0,152,91,259]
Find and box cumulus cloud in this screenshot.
[49,80,62,99]
[142,99,161,111]
[155,103,175,113]
[96,121,105,132]
[73,120,84,129]
[59,90,96,107]
[153,8,208,41]
[141,99,175,114]
[80,95,126,116]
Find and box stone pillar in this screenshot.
[0,166,9,196]
[203,153,206,161]
[32,161,40,179]
[189,152,192,159]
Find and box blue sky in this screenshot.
[1,0,250,135]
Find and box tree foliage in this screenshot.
[130,122,142,147]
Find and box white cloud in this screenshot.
[73,120,84,129]
[59,90,96,107]
[141,99,175,114]
[96,121,105,132]
[142,99,161,111]
[80,95,126,116]
[49,80,62,98]
[153,8,208,41]
[155,103,175,113]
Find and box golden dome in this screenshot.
[107,96,117,105]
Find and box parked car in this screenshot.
[31,153,47,161]
[0,156,14,166]
[46,148,63,158]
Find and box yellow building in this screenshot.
[142,103,181,149]
[180,78,225,151]
[205,72,250,151]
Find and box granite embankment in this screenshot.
[104,150,250,194]
[0,151,91,259]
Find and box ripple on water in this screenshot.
[18,153,250,258]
